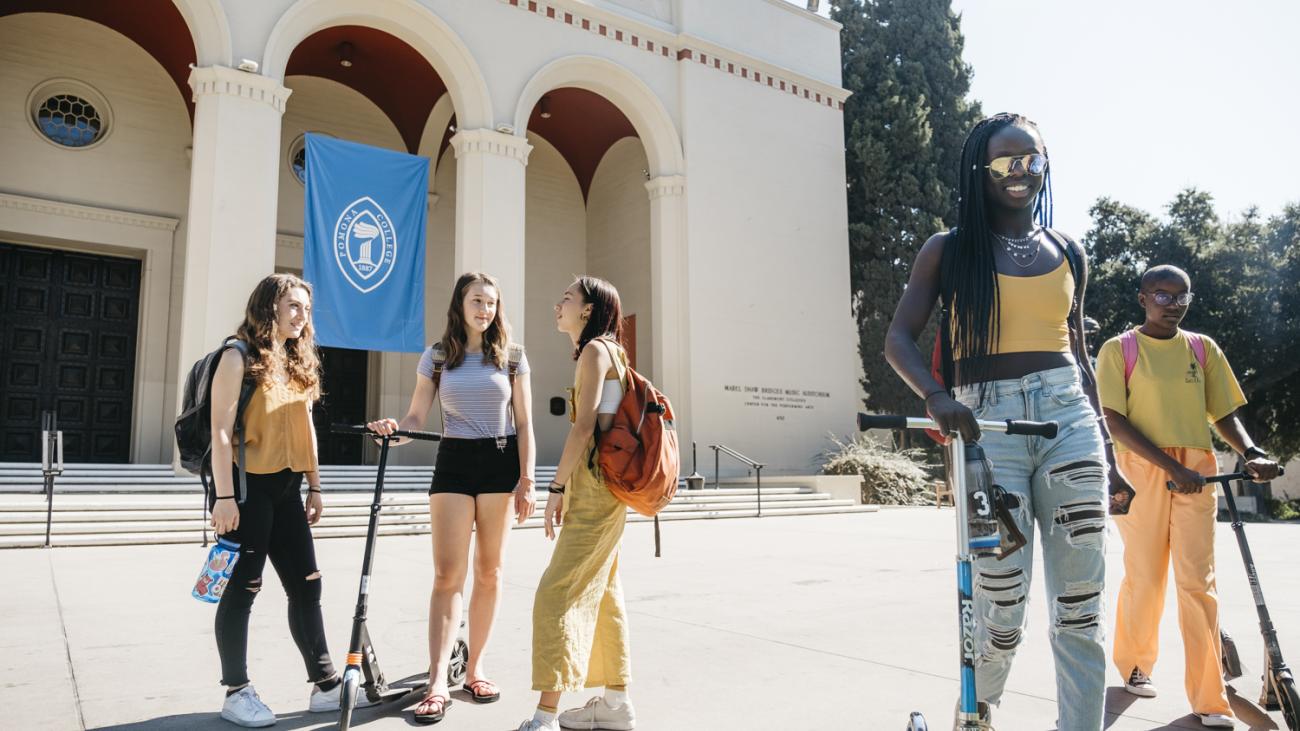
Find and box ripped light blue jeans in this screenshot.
[953,365,1108,731]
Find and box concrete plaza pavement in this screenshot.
[3,509,1297,730]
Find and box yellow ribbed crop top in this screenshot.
[237,380,319,474]
[954,260,1074,357]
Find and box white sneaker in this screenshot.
[221,686,276,728]
[518,719,560,731]
[1124,668,1158,698]
[307,680,380,713]
[1197,713,1236,728]
[558,696,636,730]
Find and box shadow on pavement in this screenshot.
[1101,683,1281,731]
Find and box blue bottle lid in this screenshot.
[215,537,240,551]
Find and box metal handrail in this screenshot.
[708,444,766,517]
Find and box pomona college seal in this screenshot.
[333,196,398,293]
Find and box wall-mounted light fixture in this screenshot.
[338,42,354,68]
[539,95,552,119]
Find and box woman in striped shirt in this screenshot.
[368,272,536,724]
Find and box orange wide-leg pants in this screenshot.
[1113,448,1230,716]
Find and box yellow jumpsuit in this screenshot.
[531,348,632,692]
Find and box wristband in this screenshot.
[923,390,945,402]
[1244,446,1269,461]
[308,487,321,493]
[548,482,566,494]
[215,495,235,501]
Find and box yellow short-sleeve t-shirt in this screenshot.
[1096,329,1246,452]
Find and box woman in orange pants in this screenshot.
[1098,265,1278,728]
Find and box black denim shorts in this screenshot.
[430,435,520,496]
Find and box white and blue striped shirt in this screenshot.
[417,348,529,439]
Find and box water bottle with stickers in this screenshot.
[192,537,240,603]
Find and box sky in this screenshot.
[947,0,1300,237]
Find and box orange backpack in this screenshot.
[589,340,680,548]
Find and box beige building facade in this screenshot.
[0,0,857,475]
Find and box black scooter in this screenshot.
[331,424,469,730]
[1169,470,1298,730]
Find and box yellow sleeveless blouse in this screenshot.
[237,379,318,474]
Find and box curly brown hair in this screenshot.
[234,273,322,399]
[440,272,512,371]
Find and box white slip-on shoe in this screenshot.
[558,696,636,730]
[307,680,380,713]
[1124,668,1158,698]
[1197,713,1236,728]
[517,719,560,731]
[221,686,276,728]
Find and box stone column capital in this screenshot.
[645,175,687,199]
[450,129,533,165]
[188,65,293,114]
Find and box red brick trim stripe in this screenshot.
[501,0,845,112]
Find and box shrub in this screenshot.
[821,433,937,506]
[1268,498,1300,521]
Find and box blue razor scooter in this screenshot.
[859,414,1056,731]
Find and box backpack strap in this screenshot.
[429,342,447,391]
[507,343,525,386]
[1120,329,1140,388]
[1044,228,1085,315]
[1187,333,1207,370]
[219,338,254,505]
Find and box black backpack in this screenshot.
[175,338,255,503]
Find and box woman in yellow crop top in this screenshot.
[883,114,1132,731]
[207,273,347,725]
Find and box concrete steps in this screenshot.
[0,464,877,548]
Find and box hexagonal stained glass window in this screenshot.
[36,93,104,147]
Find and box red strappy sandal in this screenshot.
[413,693,451,724]
[464,678,501,703]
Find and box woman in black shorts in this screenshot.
[368,272,536,723]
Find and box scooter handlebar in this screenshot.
[1003,419,1058,439]
[858,413,1058,439]
[857,413,908,431]
[1166,466,1285,491]
[330,423,441,442]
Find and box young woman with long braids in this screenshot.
[207,273,346,727]
[883,113,1134,730]
[368,272,536,724]
[516,276,636,731]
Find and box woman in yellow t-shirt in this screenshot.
[1098,264,1279,728]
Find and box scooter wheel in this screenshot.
[338,667,361,730]
[1278,675,1299,731]
[906,711,928,730]
[447,638,469,688]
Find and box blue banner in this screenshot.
[303,134,428,352]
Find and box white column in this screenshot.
[451,129,532,341]
[646,175,691,449]
[177,66,289,410]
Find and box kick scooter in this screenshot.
[1168,470,1298,730]
[859,413,1057,731]
[331,424,469,730]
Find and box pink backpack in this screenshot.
[1119,329,1206,390]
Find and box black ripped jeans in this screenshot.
[213,466,335,687]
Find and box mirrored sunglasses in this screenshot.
[985,153,1048,180]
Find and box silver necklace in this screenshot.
[994,228,1042,268]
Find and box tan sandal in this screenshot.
[413,693,450,724]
